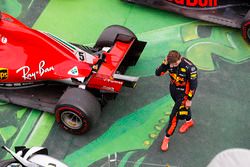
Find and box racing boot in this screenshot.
[161,136,170,152]
[179,119,194,133]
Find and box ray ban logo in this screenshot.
[16,60,54,80]
[167,0,218,7]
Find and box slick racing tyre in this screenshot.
[0,159,21,167]
[55,88,101,135]
[94,25,136,49]
[241,20,250,44]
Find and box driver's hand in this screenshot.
[162,59,168,65]
[185,100,192,109]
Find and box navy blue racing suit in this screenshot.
[155,57,198,137]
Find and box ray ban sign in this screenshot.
[167,0,218,7]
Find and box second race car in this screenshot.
[123,0,250,43]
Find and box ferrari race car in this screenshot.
[123,0,250,43]
[0,146,68,167]
[0,12,146,134]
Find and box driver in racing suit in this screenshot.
[155,50,198,152]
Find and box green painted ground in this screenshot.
[33,0,192,44]
[0,0,22,17]
[0,0,249,166]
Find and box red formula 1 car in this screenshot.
[123,0,250,43]
[0,12,146,134]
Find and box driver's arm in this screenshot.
[155,59,170,76]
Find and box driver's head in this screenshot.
[167,50,181,67]
[167,50,181,63]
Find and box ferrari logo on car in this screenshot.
[0,68,8,80]
[0,35,7,44]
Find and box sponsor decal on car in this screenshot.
[166,0,218,7]
[0,68,8,80]
[103,78,123,85]
[16,60,54,80]
[68,66,79,76]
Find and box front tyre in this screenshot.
[241,20,250,44]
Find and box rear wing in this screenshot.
[113,34,146,88]
[116,33,147,74]
[87,26,146,92]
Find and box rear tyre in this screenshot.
[94,25,136,49]
[241,20,250,44]
[55,88,101,135]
